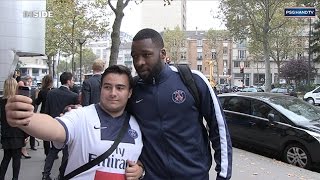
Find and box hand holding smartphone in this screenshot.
[17,86,31,126]
[17,86,31,97]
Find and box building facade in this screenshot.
[139,0,186,32]
[0,0,46,93]
[19,56,48,84]
[165,30,233,86]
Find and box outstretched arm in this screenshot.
[6,95,66,143]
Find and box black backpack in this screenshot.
[175,64,200,109]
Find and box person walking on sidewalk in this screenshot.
[42,72,79,180]
[34,75,54,157]
[0,78,26,180]
[81,59,105,106]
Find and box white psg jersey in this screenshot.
[54,104,143,180]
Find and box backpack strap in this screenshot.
[175,64,200,109]
[175,64,210,137]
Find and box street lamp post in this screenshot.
[77,38,86,85]
[308,17,312,86]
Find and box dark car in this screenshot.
[218,92,320,170]
[271,87,297,97]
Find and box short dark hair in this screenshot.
[101,65,133,89]
[133,28,164,48]
[60,72,73,85]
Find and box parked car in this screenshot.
[240,87,264,92]
[303,86,320,105]
[270,87,297,97]
[218,92,320,170]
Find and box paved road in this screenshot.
[0,142,319,180]
[1,141,61,180]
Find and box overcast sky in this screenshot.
[120,0,226,36]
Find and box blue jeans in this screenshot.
[42,144,68,177]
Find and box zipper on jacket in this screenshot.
[154,80,173,179]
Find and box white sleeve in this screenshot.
[52,108,82,149]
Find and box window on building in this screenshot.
[223,60,227,67]
[96,49,101,56]
[212,51,217,59]
[234,61,240,67]
[181,52,187,60]
[124,54,131,62]
[181,40,186,47]
[197,65,202,71]
[223,47,228,55]
[238,50,246,59]
[254,73,265,85]
[197,39,202,47]
[197,52,203,60]
[103,49,107,60]
[42,69,47,74]
[237,38,247,48]
[244,61,250,67]
[32,68,39,76]
[20,68,27,76]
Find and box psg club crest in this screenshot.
[172,90,186,104]
[128,129,138,139]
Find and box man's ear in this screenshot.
[160,48,166,59]
[128,89,132,99]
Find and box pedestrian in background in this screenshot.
[22,75,38,151]
[34,75,53,157]
[81,59,105,106]
[42,72,79,180]
[0,78,25,180]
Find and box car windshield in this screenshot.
[269,96,320,124]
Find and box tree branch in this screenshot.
[124,0,130,8]
[108,0,116,12]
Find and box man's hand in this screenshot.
[125,160,144,180]
[60,104,82,116]
[6,95,34,127]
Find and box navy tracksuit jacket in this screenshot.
[128,64,232,180]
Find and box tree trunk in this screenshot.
[108,0,127,66]
[71,20,75,73]
[47,55,53,76]
[264,0,271,92]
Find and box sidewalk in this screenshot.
[0,139,61,180]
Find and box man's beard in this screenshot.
[140,57,164,83]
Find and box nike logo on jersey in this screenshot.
[94,126,107,129]
[135,99,143,103]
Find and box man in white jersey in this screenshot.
[5,65,144,180]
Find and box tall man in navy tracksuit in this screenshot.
[128,28,232,179]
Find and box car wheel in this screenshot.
[306,98,315,105]
[283,143,311,169]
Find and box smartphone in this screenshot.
[18,86,31,97]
